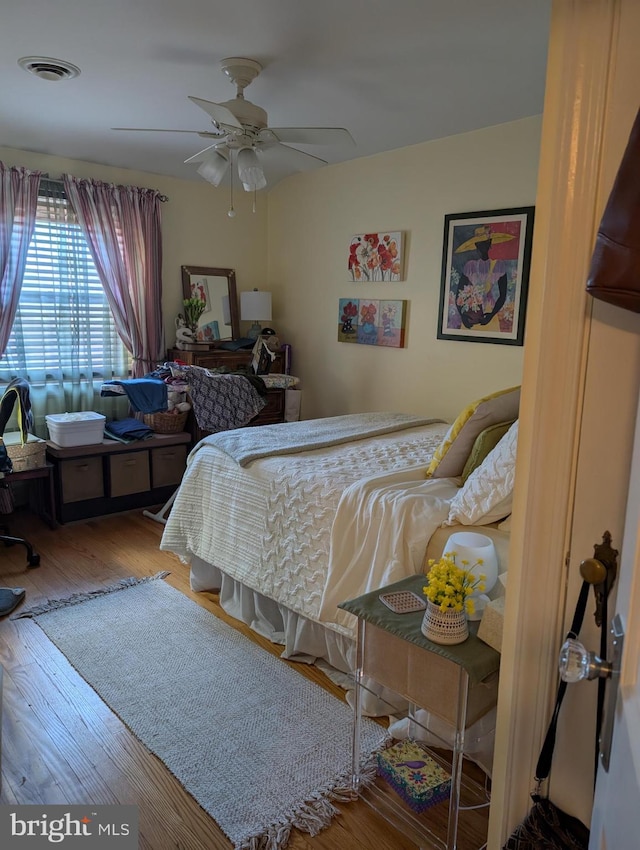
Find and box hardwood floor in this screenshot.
[0,508,490,849]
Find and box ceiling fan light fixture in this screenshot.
[196,149,229,186]
[237,147,266,191]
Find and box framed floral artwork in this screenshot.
[437,207,535,345]
[338,298,407,347]
[348,231,404,281]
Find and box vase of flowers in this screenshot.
[180,297,206,338]
[421,553,486,645]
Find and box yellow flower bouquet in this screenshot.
[423,552,486,617]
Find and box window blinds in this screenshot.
[1,179,128,381]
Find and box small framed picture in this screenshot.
[337,298,407,348]
[348,231,404,281]
[437,207,535,345]
[188,276,210,307]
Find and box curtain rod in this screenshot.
[42,173,169,202]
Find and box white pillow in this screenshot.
[444,420,518,526]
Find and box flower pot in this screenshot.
[421,600,469,645]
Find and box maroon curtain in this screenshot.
[63,175,165,376]
[0,163,42,356]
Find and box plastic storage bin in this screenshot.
[46,412,106,447]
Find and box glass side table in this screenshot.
[339,574,501,850]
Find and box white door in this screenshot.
[488,1,640,845]
[588,388,640,847]
[543,1,640,839]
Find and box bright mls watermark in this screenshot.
[0,806,138,847]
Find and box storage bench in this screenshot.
[46,432,191,523]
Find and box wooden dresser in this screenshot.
[168,346,289,443]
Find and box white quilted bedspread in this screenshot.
[160,422,451,637]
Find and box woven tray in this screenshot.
[143,412,188,434]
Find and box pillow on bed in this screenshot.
[460,420,515,483]
[426,386,520,479]
[444,420,518,526]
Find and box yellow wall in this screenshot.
[2,115,540,423]
[267,116,541,422]
[0,145,268,350]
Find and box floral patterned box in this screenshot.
[376,739,451,813]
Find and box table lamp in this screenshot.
[241,289,272,340]
[442,531,499,620]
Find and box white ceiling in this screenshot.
[0,0,551,187]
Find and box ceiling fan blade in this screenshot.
[112,128,220,138]
[259,142,328,171]
[188,96,243,130]
[263,127,355,146]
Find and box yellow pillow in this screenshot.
[426,387,520,479]
[460,420,515,483]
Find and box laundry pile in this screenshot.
[101,364,190,415]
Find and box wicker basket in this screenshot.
[143,411,188,434]
[3,432,47,471]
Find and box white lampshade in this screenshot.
[196,149,229,186]
[241,290,272,339]
[442,531,499,621]
[237,147,266,191]
[241,290,272,322]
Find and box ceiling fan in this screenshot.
[113,57,355,193]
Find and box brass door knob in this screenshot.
[579,557,608,585]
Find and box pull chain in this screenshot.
[228,152,236,218]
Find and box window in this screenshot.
[0,180,129,432]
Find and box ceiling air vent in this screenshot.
[18,56,81,82]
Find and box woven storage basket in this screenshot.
[3,433,47,472]
[143,411,188,434]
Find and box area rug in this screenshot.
[16,573,387,849]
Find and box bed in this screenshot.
[160,389,520,689]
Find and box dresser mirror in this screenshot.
[181,266,239,342]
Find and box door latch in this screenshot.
[579,530,618,627]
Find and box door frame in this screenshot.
[489,0,640,843]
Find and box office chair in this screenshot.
[0,378,41,569]
[0,520,40,567]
